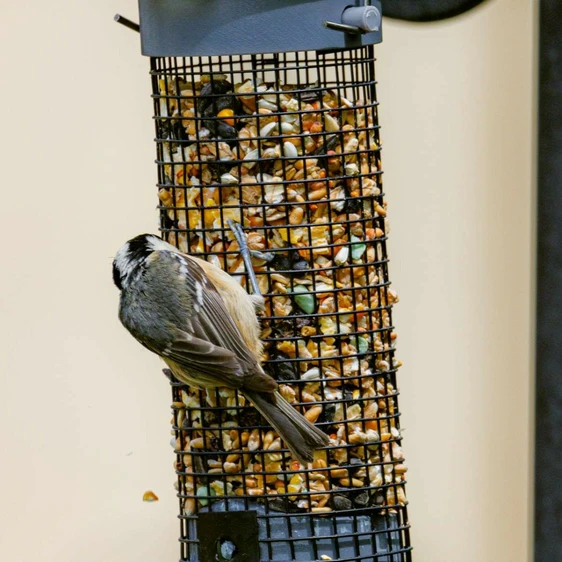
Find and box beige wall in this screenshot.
[378,2,536,561]
[0,1,535,561]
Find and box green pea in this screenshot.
[293,285,316,314]
[196,487,210,506]
[351,235,366,260]
[357,336,369,354]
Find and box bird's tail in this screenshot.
[242,390,330,465]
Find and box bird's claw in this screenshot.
[250,250,275,263]
[226,220,262,298]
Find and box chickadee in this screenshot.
[112,233,329,463]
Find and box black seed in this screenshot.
[298,87,323,103]
[172,120,189,141]
[318,402,336,424]
[196,81,243,141]
[214,95,241,114]
[267,361,299,382]
[333,494,353,511]
[196,80,233,115]
[354,491,370,507]
[271,318,294,338]
[268,498,305,513]
[293,260,310,272]
[214,121,238,140]
[314,134,341,164]
[238,409,263,428]
[372,491,386,506]
[344,197,361,214]
[207,160,236,176]
[269,252,294,271]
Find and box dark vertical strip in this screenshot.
[536,1,562,560]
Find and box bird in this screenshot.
[112,232,329,464]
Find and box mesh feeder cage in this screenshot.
[121,1,412,560]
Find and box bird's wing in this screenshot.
[144,250,275,391]
[164,335,245,389]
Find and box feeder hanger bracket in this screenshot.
[324,1,382,35]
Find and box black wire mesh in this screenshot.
[150,45,411,562]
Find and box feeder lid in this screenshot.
[138,0,382,57]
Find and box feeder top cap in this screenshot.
[138,0,382,57]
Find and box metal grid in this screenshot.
[150,45,411,562]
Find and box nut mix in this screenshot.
[155,68,406,517]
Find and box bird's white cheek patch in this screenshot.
[147,235,177,254]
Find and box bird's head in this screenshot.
[112,233,177,290]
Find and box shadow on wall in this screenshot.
[383,0,490,22]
